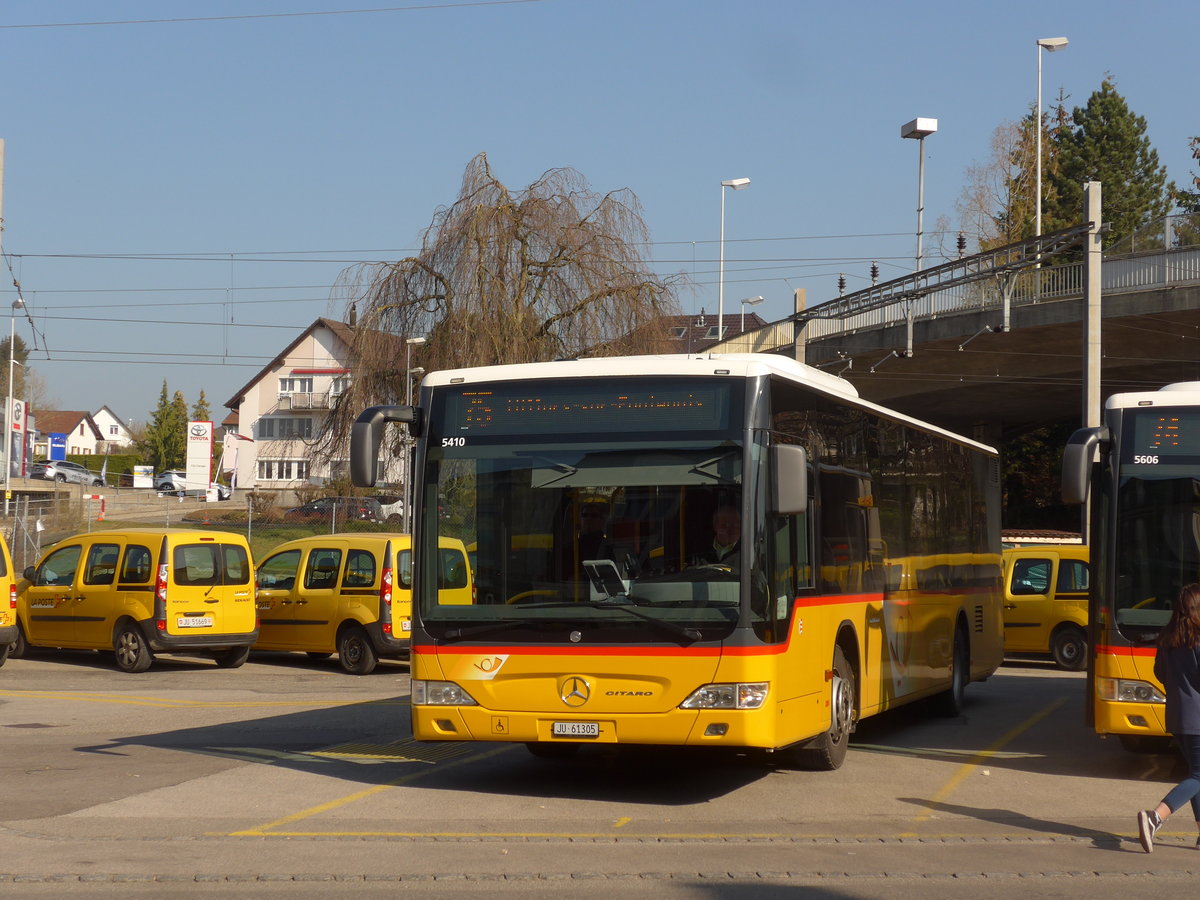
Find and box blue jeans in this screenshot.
[1162,733,1200,820]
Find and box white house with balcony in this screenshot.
[222,317,358,495]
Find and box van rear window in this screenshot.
[173,544,251,586]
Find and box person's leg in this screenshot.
[1162,734,1200,816]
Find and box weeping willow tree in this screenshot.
[313,152,683,459]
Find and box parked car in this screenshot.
[154,470,187,492]
[1001,543,1091,670]
[29,459,105,486]
[375,494,405,524]
[155,470,232,500]
[253,534,472,674]
[283,497,383,524]
[11,528,258,672]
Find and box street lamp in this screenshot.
[405,337,426,406]
[739,295,764,334]
[901,118,937,271]
[402,336,426,532]
[718,177,751,342]
[5,298,24,512]
[1036,36,1069,245]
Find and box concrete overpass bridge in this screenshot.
[718,214,1200,438]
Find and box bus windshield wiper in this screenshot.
[440,618,531,643]
[511,600,702,644]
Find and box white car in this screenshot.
[155,470,231,501]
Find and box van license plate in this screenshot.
[551,722,599,738]
[177,616,214,628]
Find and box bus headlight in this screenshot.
[680,683,769,710]
[411,680,479,706]
[1097,677,1165,704]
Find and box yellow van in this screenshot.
[0,532,18,667]
[254,533,472,674]
[1001,544,1090,670]
[11,529,257,673]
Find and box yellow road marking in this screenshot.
[231,745,512,836]
[903,696,1068,832]
[0,689,403,709]
[613,816,632,828]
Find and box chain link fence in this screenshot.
[2,490,409,571]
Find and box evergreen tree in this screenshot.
[0,334,30,407]
[1047,78,1173,247]
[143,381,189,470]
[191,390,211,423]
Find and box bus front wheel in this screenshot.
[792,645,856,771]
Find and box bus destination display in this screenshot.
[442,380,733,436]
[1128,408,1200,462]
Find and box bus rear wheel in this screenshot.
[791,645,855,771]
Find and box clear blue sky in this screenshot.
[1,0,1194,424]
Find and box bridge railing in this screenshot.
[798,245,1200,344]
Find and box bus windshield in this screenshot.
[1113,405,1200,640]
[422,438,747,642]
[418,377,748,643]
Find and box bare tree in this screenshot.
[956,94,1073,253]
[315,153,683,455]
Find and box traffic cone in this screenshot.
[96,499,106,522]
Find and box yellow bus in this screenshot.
[1063,382,1200,751]
[351,353,1004,769]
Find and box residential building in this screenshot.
[31,410,105,457]
[222,318,381,495]
[91,406,135,451]
[632,310,769,354]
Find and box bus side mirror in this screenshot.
[1061,425,1108,505]
[772,444,808,515]
[350,405,421,488]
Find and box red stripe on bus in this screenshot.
[1096,644,1156,658]
[415,591,890,658]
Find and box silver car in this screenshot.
[30,459,105,486]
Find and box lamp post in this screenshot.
[402,336,426,532]
[718,177,750,341]
[5,298,24,513]
[901,118,937,271]
[739,295,763,334]
[1035,36,1069,245]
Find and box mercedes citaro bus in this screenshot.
[351,353,1004,769]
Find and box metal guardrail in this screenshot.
[797,245,1200,344]
[715,222,1200,355]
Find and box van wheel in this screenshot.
[8,622,30,659]
[0,641,8,667]
[791,644,856,770]
[212,646,251,669]
[338,626,378,675]
[1051,626,1087,671]
[114,624,154,673]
